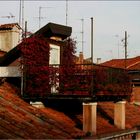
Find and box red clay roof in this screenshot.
[0,23,21,30]
[102,56,140,70]
[1,82,140,138]
[0,82,84,139]
[98,102,140,129]
[76,101,140,138]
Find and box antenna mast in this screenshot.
[39,6,41,28]
[66,0,68,25]
[121,31,128,69]
[19,0,22,26]
[22,0,24,31]
[91,17,93,63]
[38,6,53,29]
[124,31,127,69]
[81,18,84,53]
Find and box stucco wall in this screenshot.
[0,31,12,52]
[0,67,21,77]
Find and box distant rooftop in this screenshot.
[101,56,140,70]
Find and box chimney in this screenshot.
[114,101,126,129]
[79,52,84,64]
[83,102,97,135]
[96,58,101,64]
[0,23,21,52]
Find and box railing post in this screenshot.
[83,102,97,135]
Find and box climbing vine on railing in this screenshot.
[18,35,131,100]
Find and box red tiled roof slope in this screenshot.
[76,109,120,136]
[76,101,140,137]
[40,107,76,127]
[102,56,140,70]
[1,82,140,138]
[98,102,140,129]
[0,82,84,139]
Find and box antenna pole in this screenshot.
[124,31,127,69]
[91,17,93,63]
[91,17,94,96]
[39,6,41,29]
[19,0,22,26]
[25,21,27,39]
[81,18,84,53]
[66,0,68,25]
[22,0,24,31]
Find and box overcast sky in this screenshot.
[0,1,140,62]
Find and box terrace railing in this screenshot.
[23,64,132,100]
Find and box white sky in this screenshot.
[0,1,140,62]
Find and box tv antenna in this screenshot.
[0,12,15,22]
[80,18,84,53]
[76,18,85,53]
[38,6,53,29]
[121,31,130,69]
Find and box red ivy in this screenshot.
[19,35,50,97]
[18,35,131,99]
[62,38,76,65]
[19,36,77,97]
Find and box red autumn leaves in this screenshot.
[19,35,131,99]
[19,35,50,97]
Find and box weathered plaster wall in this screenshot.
[0,67,21,77]
[0,27,20,52]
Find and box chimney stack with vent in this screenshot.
[97,58,101,64]
[79,52,84,64]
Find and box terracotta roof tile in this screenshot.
[76,101,140,137]
[98,102,140,129]
[0,82,84,139]
[1,82,140,138]
[102,56,140,70]
[40,107,76,127]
